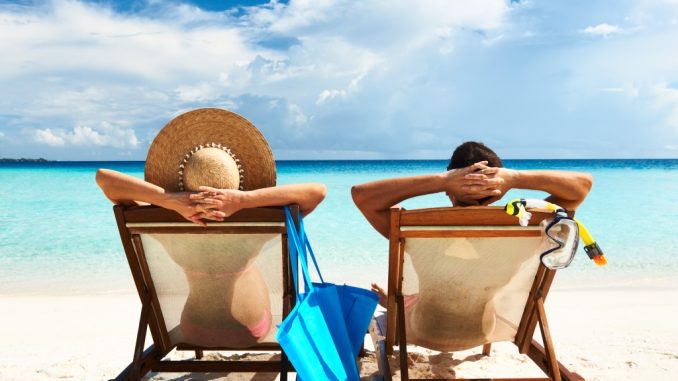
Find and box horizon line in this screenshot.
[3,158,678,162]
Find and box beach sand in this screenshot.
[1,284,677,380]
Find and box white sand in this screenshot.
[1,285,677,380]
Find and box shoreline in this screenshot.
[3,281,678,299]
[2,268,677,297]
[2,286,677,380]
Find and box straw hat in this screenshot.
[145,108,276,192]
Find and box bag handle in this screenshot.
[296,208,325,284]
[285,207,315,299]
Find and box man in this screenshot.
[352,141,593,311]
[351,141,592,239]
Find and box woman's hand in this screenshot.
[163,192,226,226]
[189,186,247,218]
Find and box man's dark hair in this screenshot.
[447,141,503,170]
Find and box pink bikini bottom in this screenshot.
[403,294,418,313]
[180,310,272,348]
[178,264,272,347]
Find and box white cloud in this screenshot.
[286,103,308,126]
[175,82,220,102]
[0,1,253,82]
[1,0,677,159]
[34,129,66,147]
[650,82,678,131]
[0,131,4,139]
[316,89,345,104]
[0,0,510,156]
[33,123,138,148]
[582,23,621,37]
[599,87,625,93]
[256,0,508,36]
[316,73,366,105]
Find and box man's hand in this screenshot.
[352,161,506,237]
[443,161,506,205]
[461,167,518,205]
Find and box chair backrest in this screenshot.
[114,205,295,354]
[386,206,566,352]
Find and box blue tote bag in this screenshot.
[298,217,379,358]
[277,207,378,380]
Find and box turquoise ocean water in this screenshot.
[1,160,677,295]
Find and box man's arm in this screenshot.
[510,169,592,210]
[465,168,593,211]
[351,162,498,238]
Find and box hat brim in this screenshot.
[145,108,276,192]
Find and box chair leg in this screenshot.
[280,351,289,381]
[397,294,409,381]
[536,297,561,381]
[131,293,152,381]
[194,349,204,360]
[482,343,492,356]
[527,340,584,381]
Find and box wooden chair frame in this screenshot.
[111,204,298,381]
[372,206,584,381]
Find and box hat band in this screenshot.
[177,142,245,191]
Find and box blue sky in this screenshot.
[0,0,677,160]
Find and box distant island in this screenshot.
[0,158,53,163]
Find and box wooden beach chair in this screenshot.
[371,206,584,381]
[111,204,297,381]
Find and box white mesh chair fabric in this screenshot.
[401,233,543,351]
[140,232,284,348]
[112,206,294,381]
[378,206,585,381]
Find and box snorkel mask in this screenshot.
[505,198,607,270]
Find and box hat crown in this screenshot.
[182,147,241,191]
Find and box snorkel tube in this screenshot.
[505,198,607,267]
[574,218,607,266]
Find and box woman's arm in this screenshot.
[96,168,161,206]
[97,169,327,223]
[351,162,498,238]
[193,183,327,217]
[95,169,216,225]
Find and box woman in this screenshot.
[97,108,325,347]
